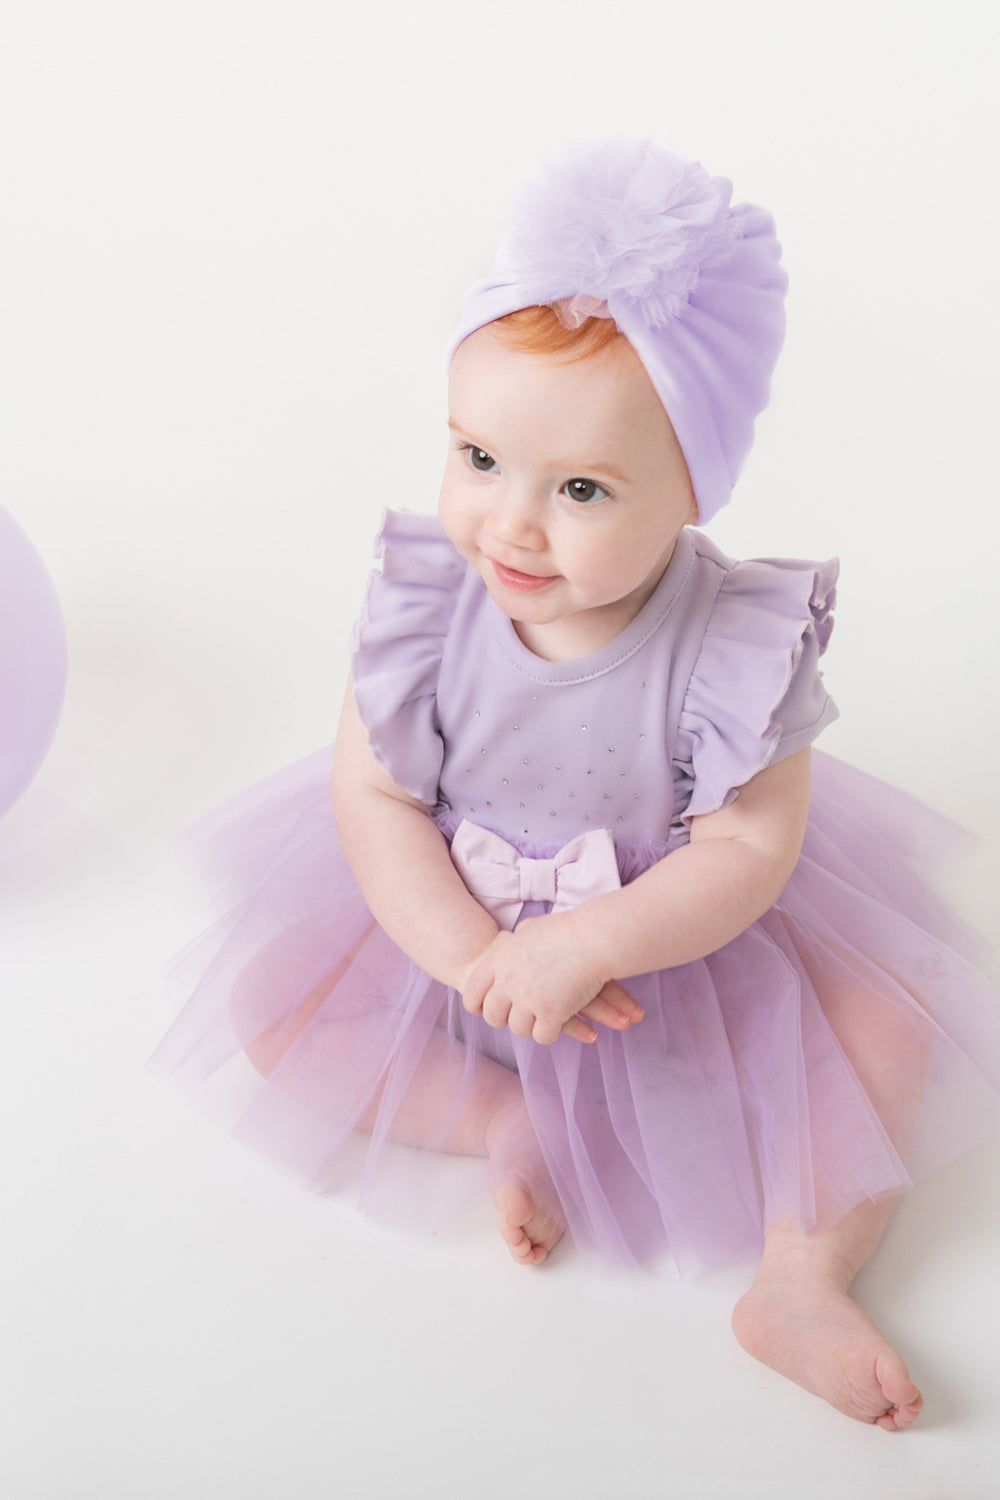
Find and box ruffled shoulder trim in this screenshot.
[350,509,466,804]
[675,551,839,822]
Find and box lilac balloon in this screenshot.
[0,505,67,817]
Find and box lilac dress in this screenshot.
[153,510,1000,1272]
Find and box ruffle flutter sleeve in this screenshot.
[674,555,839,822]
[350,509,465,805]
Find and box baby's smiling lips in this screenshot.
[489,558,560,593]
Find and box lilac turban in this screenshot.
[444,137,787,525]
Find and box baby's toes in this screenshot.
[873,1352,923,1429]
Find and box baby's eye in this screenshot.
[564,478,609,504]
[465,446,497,473]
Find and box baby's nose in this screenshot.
[488,486,546,548]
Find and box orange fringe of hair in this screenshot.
[489,304,624,362]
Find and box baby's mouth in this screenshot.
[490,559,559,593]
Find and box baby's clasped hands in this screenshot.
[461,910,644,1045]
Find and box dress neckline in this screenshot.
[486,527,698,685]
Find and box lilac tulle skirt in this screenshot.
[152,750,1000,1274]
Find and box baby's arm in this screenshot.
[331,683,640,1043]
[580,744,813,973]
[463,748,812,1043]
[332,682,496,993]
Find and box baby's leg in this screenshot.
[340,1013,566,1264]
[733,961,932,1429]
[349,1028,564,1264]
[232,921,563,1262]
[484,1103,565,1265]
[732,1205,922,1430]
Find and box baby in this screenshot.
[157,138,1000,1430]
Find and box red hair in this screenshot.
[488,303,625,363]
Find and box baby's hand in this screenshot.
[461,914,643,1046]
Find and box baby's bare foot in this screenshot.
[491,1179,564,1265]
[732,1270,923,1429]
[484,1103,564,1265]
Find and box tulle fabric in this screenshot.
[151,747,1000,1275]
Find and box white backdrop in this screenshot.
[3,3,999,1497]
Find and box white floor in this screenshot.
[4,714,1000,1500]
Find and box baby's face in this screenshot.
[439,324,697,662]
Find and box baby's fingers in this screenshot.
[577,995,633,1032]
[461,962,489,1015]
[578,980,644,1031]
[482,988,513,1031]
[461,942,502,1016]
[602,979,644,1018]
[560,1015,599,1044]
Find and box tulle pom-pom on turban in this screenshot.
[444,137,787,525]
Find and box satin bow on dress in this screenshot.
[448,818,622,931]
